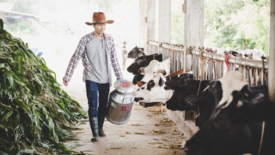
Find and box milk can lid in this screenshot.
[115,79,135,93]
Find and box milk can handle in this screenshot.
[122,97,132,104]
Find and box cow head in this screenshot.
[127,46,145,59]
[127,54,160,74]
[127,56,148,74]
[138,58,170,83]
[165,73,194,90]
[139,58,170,78]
[134,73,171,102]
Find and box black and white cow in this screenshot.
[139,58,170,83]
[127,46,145,59]
[127,54,163,74]
[183,71,249,127]
[134,73,173,103]
[183,85,274,155]
[165,77,209,112]
[127,54,162,84]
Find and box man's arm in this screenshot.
[63,37,86,85]
[110,37,123,80]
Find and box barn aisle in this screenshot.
[62,71,186,155]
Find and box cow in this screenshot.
[127,54,163,74]
[164,73,195,90]
[134,73,173,103]
[139,58,170,83]
[183,120,275,155]
[165,75,209,110]
[183,85,274,155]
[184,83,268,128]
[127,54,162,85]
[127,46,145,59]
[181,71,248,127]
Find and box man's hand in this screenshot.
[63,79,69,86]
[114,80,121,89]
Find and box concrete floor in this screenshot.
[62,82,186,155]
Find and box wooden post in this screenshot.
[139,0,146,48]
[269,0,275,104]
[159,0,171,54]
[183,0,204,120]
[183,0,204,72]
[146,0,156,54]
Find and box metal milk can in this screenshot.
[106,79,135,125]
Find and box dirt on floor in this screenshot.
[62,82,186,155]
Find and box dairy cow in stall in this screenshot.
[134,73,173,103]
[166,71,249,127]
[164,73,209,111]
[127,54,163,74]
[138,58,171,83]
[127,54,162,84]
[126,46,145,59]
[183,84,274,155]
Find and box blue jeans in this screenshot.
[85,80,110,118]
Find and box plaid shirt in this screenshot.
[63,32,123,84]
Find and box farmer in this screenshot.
[63,12,123,142]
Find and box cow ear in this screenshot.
[184,95,199,109]
[147,80,155,91]
[159,77,164,87]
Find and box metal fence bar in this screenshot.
[191,48,268,86]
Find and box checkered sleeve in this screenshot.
[63,37,86,82]
[110,37,123,80]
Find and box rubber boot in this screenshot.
[98,114,106,137]
[89,117,99,142]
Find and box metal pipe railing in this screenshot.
[191,48,268,86]
[192,49,268,69]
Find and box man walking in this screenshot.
[63,12,123,142]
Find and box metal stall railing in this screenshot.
[146,41,185,73]
[160,43,184,73]
[187,47,268,122]
[143,42,269,125]
[191,47,268,86]
[146,40,159,55]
